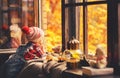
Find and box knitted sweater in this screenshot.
[0,41,45,78]
[0,42,66,78]
[17,61,67,78]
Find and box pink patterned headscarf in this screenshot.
[22,26,44,41]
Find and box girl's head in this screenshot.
[22,26,44,44]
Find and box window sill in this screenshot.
[0,48,16,54]
[0,48,16,66]
[62,68,120,78]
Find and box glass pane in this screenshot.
[0,12,10,49]
[0,0,21,49]
[0,0,37,49]
[44,0,62,52]
[65,0,69,4]
[22,0,35,26]
[2,0,8,10]
[87,4,107,55]
[87,0,106,2]
[75,0,82,3]
[65,0,82,4]
[79,6,84,52]
[65,0,106,3]
[3,13,8,27]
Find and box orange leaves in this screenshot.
[45,0,62,52]
[87,4,107,54]
[45,0,107,55]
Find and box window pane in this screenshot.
[87,4,107,55]
[65,0,82,4]
[87,0,106,2]
[65,0,106,3]
[22,0,35,26]
[45,0,62,52]
[79,6,84,52]
[0,0,37,49]
[65,0,69,4]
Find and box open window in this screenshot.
[62,0,107,54]
[62,0,120,72]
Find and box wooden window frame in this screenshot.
[62,0,120,73]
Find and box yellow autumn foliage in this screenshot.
[45,0,107,55]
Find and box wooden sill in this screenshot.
[0,48,16,54]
